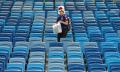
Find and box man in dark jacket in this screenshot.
[56,9,69,42]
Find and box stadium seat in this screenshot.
[27,63,44,72]
[5,63,25,72]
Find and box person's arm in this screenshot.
[59,20,68,25]
[56,16,60,23]
[59,15,69,25]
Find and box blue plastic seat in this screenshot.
[65,2,76,10]
[48,63,65,72]
[0,57,6,72]
[13,37,27,42]
[30,41,46,48]
[49,47,64,52]
[29,37,42,42]
[29,58,45,64]
[85,52,102,59]
[11,52,27,60]
[67,52,83,59]
[104,52,120,60]
[3,26,16,33]
[67,47,81,53]
[0,45,11,58]
[87,58,103,64]
[44,2,54,10]
[9,58,25,64]
[68,64,85,72]
[49,42,63,47]
[48,52,64,59]
[30,52,45,58]
[48,58,64,64]
[5,63,25,72]
[30,33,42,38]
[16,26,30,33]
[27,63,44,72]
[82,42,99,53]
[30,46,46,52]
[100,42,118,53]
[0,37,11,41]
[0,63,3,72]
[106,58,120,72]
[88,64,106,72]
[109,63,120,72]
[31,26,43,33]
[34,2,43,11]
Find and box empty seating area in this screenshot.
[0,0,120,72]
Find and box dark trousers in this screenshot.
[57,33,61,42]
[57,31,67,42]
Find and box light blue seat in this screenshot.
[30,33,42,38]
[29,37,42,42]
[31,26,43,33]
[101,26,115,34]
[96,2,108,11]
[75,2,86,10]
[45,2,54,10]
[16,26,30,33]
[30,41,46,48]
[30,52,45,58]
[65,42,80,47]
[44,37,57,42]
[34,2,43,11]
[65,2,76,10]
[0,45,11,59]
[67,47,81,52]
[13,46,29,54]
[5,63,25,72]
[104,52,120,60]
[48,52,64,59]
[48,63,65,72]
[106,37,120,42]
[105,33,118,38]
[49,47,64,52]
[9,58,25,64]
[67,52,83,59]
[29,58,45,64]
[27,63,44,72]
[48,58,64,64]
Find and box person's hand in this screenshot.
[59,21,63,23]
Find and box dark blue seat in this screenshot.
[88,64,106,72]
[0,63,3,72]
[30,47,46,52]
[11,52,28,60]
[85,52,102,59]
[0,52,9,63]
[87,58,103,64]
[68,64,85,72]
[49,42,63,47]
[0,37,11,41]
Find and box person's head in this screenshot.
[59,10,64,16]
